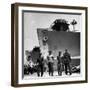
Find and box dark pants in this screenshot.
[64,63,72,75]
[48,62,54,76]
[40,65,44,77]
[37,65,44,77]
[57,63,62,76]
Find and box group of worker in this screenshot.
[36,49,72,77]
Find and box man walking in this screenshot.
[57,51,63,76]
[36,53,44,77]
[47,51,54,76]
[63,49,72,75]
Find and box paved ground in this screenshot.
[24,71,80,80]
